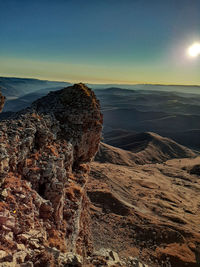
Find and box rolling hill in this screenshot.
[96,132,196,165]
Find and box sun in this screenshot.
[188,43,200,57]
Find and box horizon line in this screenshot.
[1,75,200,87]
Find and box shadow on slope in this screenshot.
[96,132,196,165]
[89,155,200,267]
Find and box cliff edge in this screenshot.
[0,84,103,266]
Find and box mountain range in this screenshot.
[0,79,200,266]
[1,77,200,152]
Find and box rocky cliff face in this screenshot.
[0,92,5,112]
[0,84,103,266]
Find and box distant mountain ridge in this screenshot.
[3,86,67,112]
[0,76,70,98]
[1,76,200,151]
[91,83,200,94]
[1,77,200,99]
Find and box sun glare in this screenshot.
[188,42,200,57]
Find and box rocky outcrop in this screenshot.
[0,84,103,266]
[0,91,5,112]
[189,164,200,176]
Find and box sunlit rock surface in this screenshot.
[0,84,103,266]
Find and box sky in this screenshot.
[0,0,200,85]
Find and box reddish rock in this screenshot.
[0,92,5,112]
[0,84,103,266]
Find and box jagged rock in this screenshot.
[20,262,34,267]
[16,244,26,251]
[4,231,13,241]
[0,84,103,266]
[17,234,30,243]
[13,251,27,264]
[62,252,82,266]
[39,202,54,219]
[0,250,7,259]
[1,189,8,197]
[0,263,15,267]
[109,250,120,262]
[0,210,15,230]
[0,91,5,112]
[126,257,150,267]
[94,249,121,266]
[0,211,8,224]
[1,254,13,262]
[138,263,149,267]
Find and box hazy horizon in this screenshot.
[1,75,200,87]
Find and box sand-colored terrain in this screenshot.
[88,148,200,266]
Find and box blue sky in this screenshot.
[0,0,200,84]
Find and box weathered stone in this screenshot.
[63,252,82,266]
[18,234,30,242]
[1,254,13,262]
[0,262,15,267]
[0,250,7,259]
[5,217,15,230]
[16,244,26,251]
[13,251,27,264]
[20,262,34,267]
[0,84,103,266]
[2,225,11,232]
[29,240,40,249]
[4,231,13,241]
[28,229,45,239]
[1,189,8,197]
[39,202,53,219]
[109,250,120,262]
[94,248,110,258]
[0,210,9,224]
[0,92,5,112]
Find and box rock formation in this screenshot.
[0,84,103,266]
[0,91,5,112]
